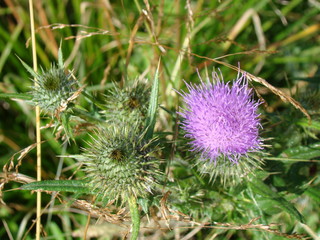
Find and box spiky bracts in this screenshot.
[31,66,77,115]
[102,80,150,129]
[178,71,263,184]
[81,125,160,201]
[19,47,78,116]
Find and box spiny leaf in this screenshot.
[17,55,38,79]
[249,178,305,223]
[281,142,320,159]
[60,112,74,141]
[304,187,320,203]
[144,59,160,140]
[20,180,90,194]
[297,118,320,131]
[72,106,106,123]
[58,43,64,69]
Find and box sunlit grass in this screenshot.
[0,0,319,239]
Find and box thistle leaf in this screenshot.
[60,112,74,141]
[281,142,320,159]
[145,60,160,140]
[20,180,90,194]
[58,43,64,69]
[248,179,305,223]
[304,187,320,203]
[17,56,38,79]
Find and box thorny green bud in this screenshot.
[19,47,78,116]
[80,125,161,202]
[31,65,77,115]
[102,80,150,130]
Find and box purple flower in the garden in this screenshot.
[178,71,263,166]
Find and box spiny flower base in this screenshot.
[81,126,161,203]
[197,153,264,185]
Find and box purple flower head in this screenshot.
[178,70,263,165]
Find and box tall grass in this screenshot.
[0,0,319,239]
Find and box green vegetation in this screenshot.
[0,1,319,239]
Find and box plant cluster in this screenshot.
[0,1,319,240]
[13,49,270,238]
[2,51,317,239]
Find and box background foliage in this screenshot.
[0,0,319,239]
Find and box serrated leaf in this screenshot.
[304,187,320,203]
[248,179,305,223]
[296,118,320,131]
[0,93,32,100]
[137,198,150,214]
[20,180,90,194]
[281,142,320,159]
[60,112,74,141]
[144,60,160,140]
[72,107,105,124]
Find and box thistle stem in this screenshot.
[128,195,140,240]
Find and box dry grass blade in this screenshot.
[26,23,115,47]
[212,217,308,239]
[245,72,311,122]
[3,141,45,174]
[0,172,36,184]
[71,200,130,224]
[134,40,310,122]
[126,14,145,68]
[160,191,192,223]
[0,172,35,205]
[55,84,86,117]
[190,53,311,121]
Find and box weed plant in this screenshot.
[0,1,319,240]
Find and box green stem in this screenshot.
[128,195,140,240]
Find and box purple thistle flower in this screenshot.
[178,71,263,167]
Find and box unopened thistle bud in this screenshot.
[177,70,263,185]
[20,48,78,116]
[80,125,160,201]
[31,66,77,115]
[102,80,150,130]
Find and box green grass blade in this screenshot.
[0,22,23,74]
[0,92,32,100]
[144,60,160,140]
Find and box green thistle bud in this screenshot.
[80,125,161,201]
[102,80,150,129]
[19,47,78,116]
[31,65,77,115]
